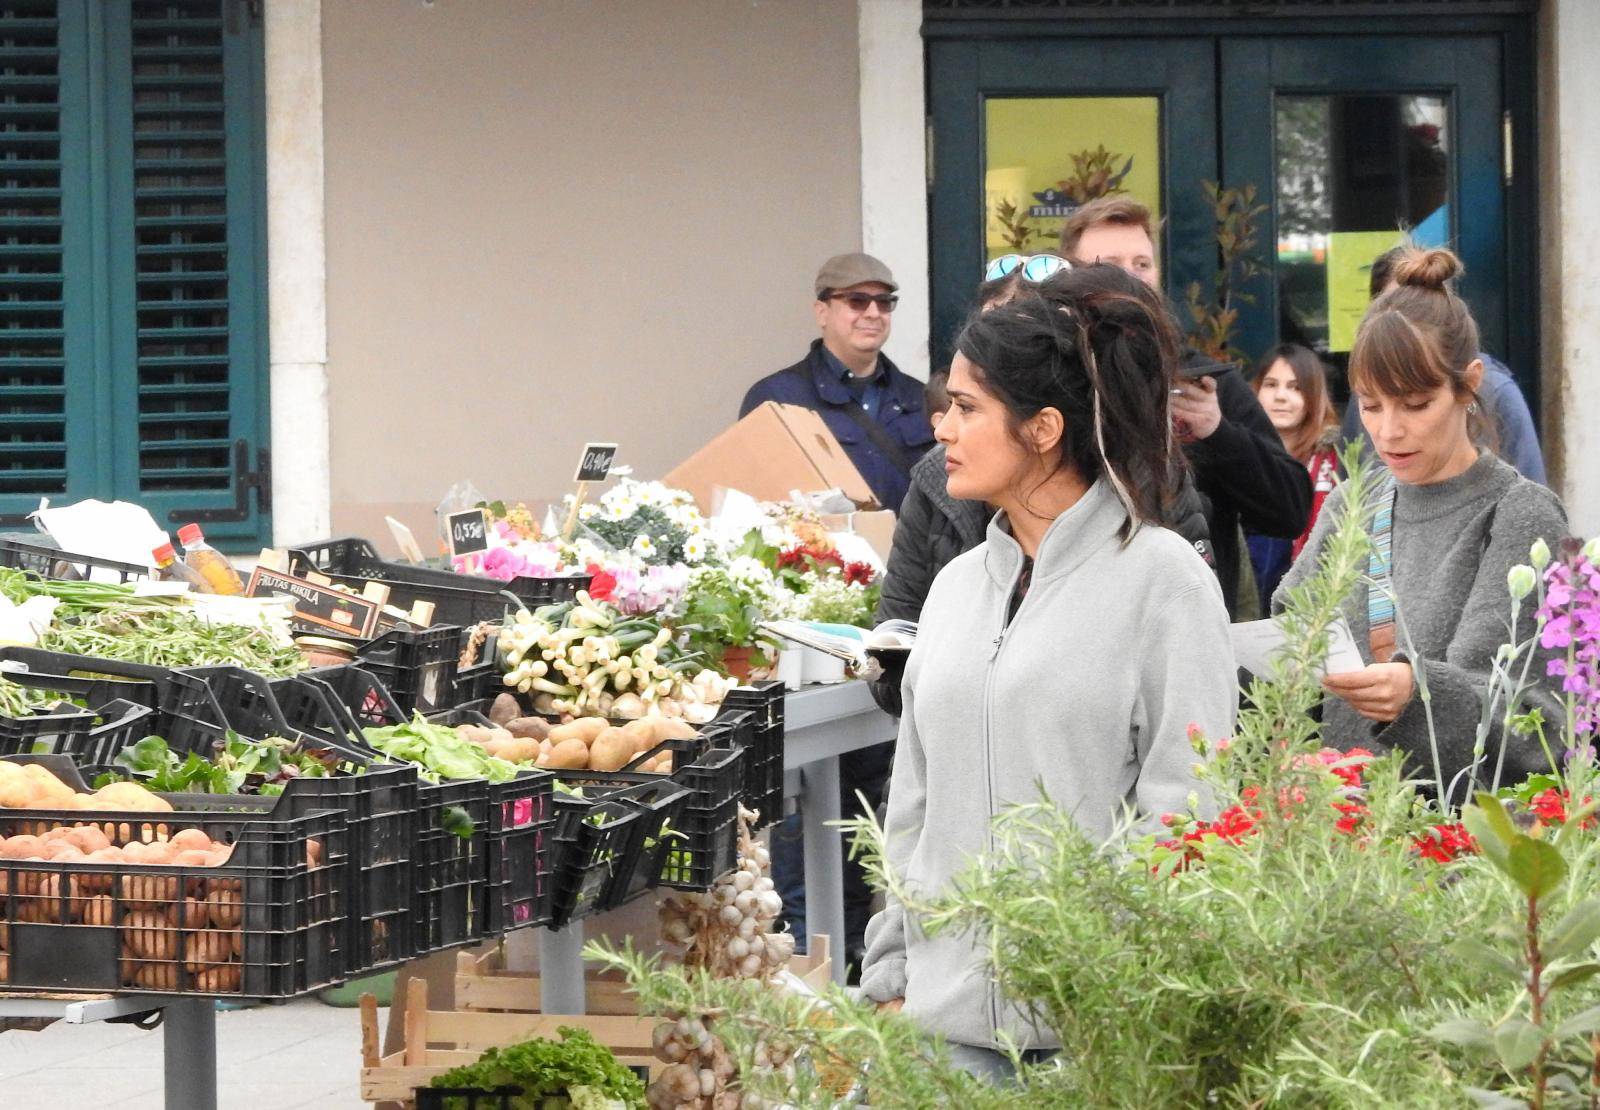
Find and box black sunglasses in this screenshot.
[821,291,899,313]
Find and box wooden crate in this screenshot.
[359,977,658,1105]
[361,935,834,1105]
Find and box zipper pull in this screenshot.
[989,631,1005,660]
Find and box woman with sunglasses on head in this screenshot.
[859,264,1237,1081]
[1274,248,1567,793]
[1246,343,1341,612]
[868,253,1214,718]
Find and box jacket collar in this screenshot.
[805,338,900,406]
[912,445,991,547]
[983,479,1128,590]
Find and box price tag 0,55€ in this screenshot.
[574,443,618,484]
[447,508,490,558]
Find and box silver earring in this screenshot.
[1467,402,1479,415]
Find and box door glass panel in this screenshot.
[1275,94,1450,370]
[984,97,1162,263]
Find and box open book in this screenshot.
[759,618,918,677]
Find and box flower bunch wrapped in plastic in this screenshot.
[573,479,710,566]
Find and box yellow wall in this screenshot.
[321,0,864,547]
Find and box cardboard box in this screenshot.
[665,402,879,512]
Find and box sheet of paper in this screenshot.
[1231,616,1365,677]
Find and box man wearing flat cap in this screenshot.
[740,252,933,512]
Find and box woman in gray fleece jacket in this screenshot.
[1275,247,1568,793]
[859,266,1238,1077]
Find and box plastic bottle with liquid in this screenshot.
[176,523,244,595]
[152,540,211,593]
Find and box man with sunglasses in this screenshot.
[740,253,934,513]
[741,253,932,982]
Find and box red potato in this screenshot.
[206,887,242,929]
[184,930,232,972]
[195,963,240,993]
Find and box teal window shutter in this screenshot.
[0,0,269,548]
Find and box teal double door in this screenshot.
[928,15,1536,409]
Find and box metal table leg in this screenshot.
[801,756,846,985]
[539,921,588,1014]
[162,997,217,1110]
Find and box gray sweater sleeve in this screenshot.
[858,684,926,1003]
[1131,583,1233,829]
[1380,488,1568,784]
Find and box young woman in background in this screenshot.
[1247,343,1340,610]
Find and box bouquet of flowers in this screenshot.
[574,479,710,566]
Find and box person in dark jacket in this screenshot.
[739,253,934,512]
[1062,197,1312,616]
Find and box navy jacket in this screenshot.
[740,340,934,511]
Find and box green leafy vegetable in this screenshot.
[101,732,349,796]
[429,1026,645,1108]
[362,714,520,784]
[439,804,476,840]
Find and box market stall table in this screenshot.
[0,993,217,1109]
[537,681,895,1012]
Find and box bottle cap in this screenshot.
[177,523,204,546]
[152,542,177,564]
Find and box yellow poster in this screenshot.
[984,97,1162,258]
[1326,230,1408,352]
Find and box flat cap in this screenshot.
[815,252,897,297]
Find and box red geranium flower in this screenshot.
[1412,822,1477,864]
[584,562,618,602]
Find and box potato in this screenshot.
[82,894,116,927]
[169,897,208,929]
[504,716,551,741]
[0,951,7,981]
[544,737,590,770]
[545,722,584,746]
[488,693,521,726]
[206,887,242,929]
[569,717,608,744]
[658,718,699,741]
[589,730,635,773]
[134,962,179,991]
[0,834,43,860]
[184,930,232,972]
[485,738,541,763]
[123,872,178,904]
[195,963,240,994]
[124,911,178,961]
[622,718,661,753]
[169,828,212,854]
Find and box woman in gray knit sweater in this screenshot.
[859,266,1237,1079]
[1275,247,1567,793]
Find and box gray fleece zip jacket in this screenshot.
[1273,451,1568,791]
[858,480,1238,1050]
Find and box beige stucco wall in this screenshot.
[321,0,863,548]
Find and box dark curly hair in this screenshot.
[953,263,1183,541]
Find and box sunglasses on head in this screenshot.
[985,253,1071,283]
[821,290,898,313]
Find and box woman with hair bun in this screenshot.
[858,263,1237,1080]
[1275,246,1567,792]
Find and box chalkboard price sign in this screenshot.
[447,508,490,557]
[574,443,618,484]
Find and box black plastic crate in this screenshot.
[484,771,555,934]
[0,647,229,742]
[0,704,98,758]
[415,1068,652,1110]
[285,665,407,735]
[0,756,347,999]
[451,658,501,708]
[411,776,490,955]
[548,793,647,930]
[350,625,460,716]
[718,682,785,830]
[287,537,591,628]
[661,742,743,889]
[0,538,151,584]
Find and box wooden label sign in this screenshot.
[574,442,618,483]
[244,566,383,638]
[446,508,490,558]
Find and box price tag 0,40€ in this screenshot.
[574,443,618,484]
